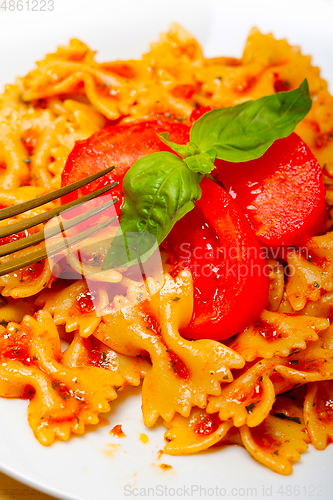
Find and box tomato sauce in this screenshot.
[315,132,333,149]
[70,290,96,316]
[82,336,110,369]
[100,63,136,79]
[193,413,221,436]
[316,384,333,425]
[110,424,126,437]
[253,318,286,342]
[0,229,30,247]
[143,313,161,335]
[168,350,190,379]
[21,130,38,156]
[17,262,44,284]
[171,84,196,99]
[236,76,257,93]
[21,384,36,399]
[274,79,290,93]
[250,422,278,451]
[0,329,33,365]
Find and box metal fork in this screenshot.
[0,166,119,277]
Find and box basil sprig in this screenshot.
[102,153,202,269]
[102,79,311,269]
[189,79,311,162]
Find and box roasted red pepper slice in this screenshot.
[214,133,326,247]
[163,177,270,340]
[61,119,191,211]
[191,108,326,247]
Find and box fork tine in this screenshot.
[0,217,116,277]
[0,197,119,258]
[0,165,116,221]
[0,181,119,240]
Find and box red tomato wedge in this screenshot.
[191,108,326,248]
[163,177,270,340]
[61,119,190,210]
[213,133,326,247]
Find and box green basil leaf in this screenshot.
[102,152,202,269]
[102,231,159,270]
[158,133,216,174]
[190,79,311,162]
[157,132,192,158]
[184,152,215,173]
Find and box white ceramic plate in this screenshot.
[0,1,333,499]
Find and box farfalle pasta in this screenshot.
[165,397,310,475]
[0,24,333,477]
[239,397,310,475]
[230,310,329,361]
[95,272,244,426]
[0,311,124,445]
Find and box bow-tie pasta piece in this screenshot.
[275,338,333,385]
[283,290,333,320]
[267,259,285,312]
[36,279,110,338]
[0,187,60,298]
[269,334,333,395]
[0,311,124,445]
[0,296,36,326]
[0,244,53,299]
[163,407,233,455]
[96,271,244,426]
[62,332,149,387]
[207,359,276,427]
[321,324,333,349]
[304,381,333,450]
[240,396,309,475]
[230,310,329,361]
[286,233,333,311]
[21,39,129,121]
